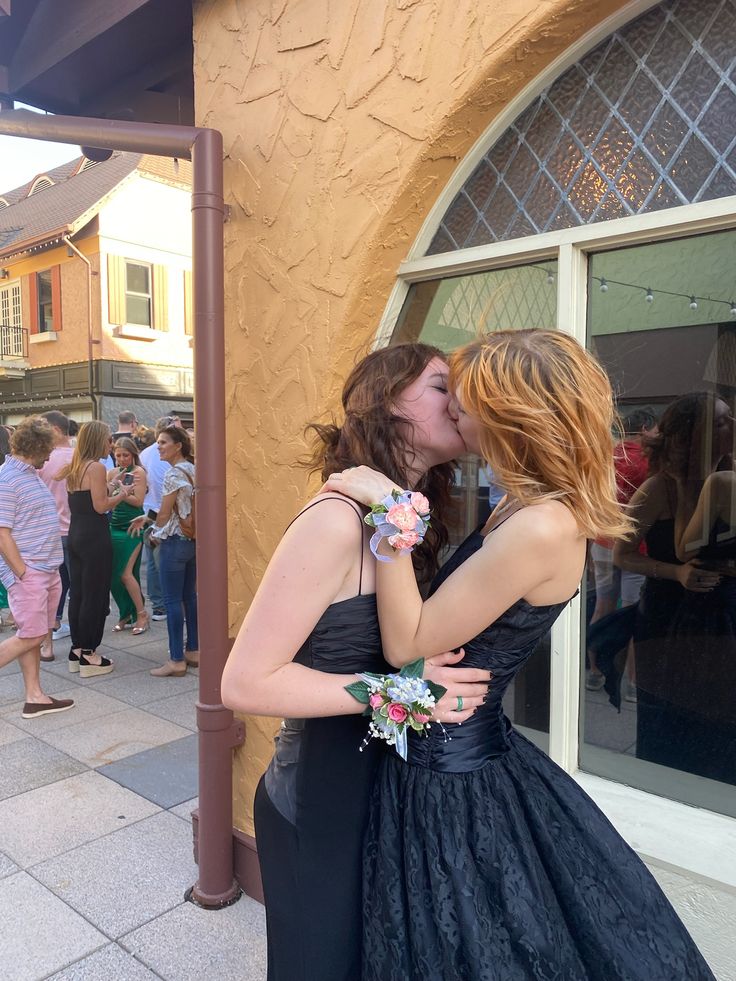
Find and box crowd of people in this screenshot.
[0,409,198,719]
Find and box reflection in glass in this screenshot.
[582,228,736,817]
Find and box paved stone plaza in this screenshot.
[0,614,266,981]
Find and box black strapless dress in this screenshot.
[254,593,388,981]
[635,518,736,783]
[363,530,715,981]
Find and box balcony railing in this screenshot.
[0,324,28,360]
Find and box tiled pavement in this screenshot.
[0,616,266,981]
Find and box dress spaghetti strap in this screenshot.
[72,460,96,493]
[285,496,366,595]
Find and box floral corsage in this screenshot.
[364,490,431,561]
[345,658,446,760]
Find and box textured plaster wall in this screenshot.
[193,0,635,836]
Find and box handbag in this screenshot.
[173,466,196,540]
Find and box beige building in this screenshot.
[1,1,735,975]
[0,152,194,425]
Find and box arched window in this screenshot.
[429,0,736,254]
[385,0,736,821]
[28,175,55,195]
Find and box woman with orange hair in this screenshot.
[326,330,714,981]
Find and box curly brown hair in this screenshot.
[9,416,55,461]
[308,343,456,581]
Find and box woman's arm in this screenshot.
[221,496,490,719]
[674,471,735,562]
[371,506,581,665]
[323,467,582,664]
[613,477,719,592]
[86,462,135,514]
[127,466,147,509]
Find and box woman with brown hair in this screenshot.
[615,392,735,784]
[221,343,491,981]
[108,437,148,634]
[327,331,714,981]
[58,421,137,677]
[130,426,198,676]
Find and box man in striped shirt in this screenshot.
[0,417,74,718]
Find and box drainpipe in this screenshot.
[62,236,97,418]
[0,109,241,908]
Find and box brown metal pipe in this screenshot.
[0,108,240,907]
[0,108,199,157]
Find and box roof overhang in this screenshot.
[0,0,193,125]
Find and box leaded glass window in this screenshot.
[429,0,736,254]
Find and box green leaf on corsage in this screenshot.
[401,658,425,679]
[426,680,447,701]
[344,680,370,703]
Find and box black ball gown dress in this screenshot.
[362,523,716,981]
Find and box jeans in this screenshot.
[158,535,198,662]
[145,540,164,611]
[56,535,70,622]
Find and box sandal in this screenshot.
[79,651,114,678]
[132,610,149,635]
[112,616,133,632]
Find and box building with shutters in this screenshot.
[0,151,193,425]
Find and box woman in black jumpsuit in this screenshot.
[57,421,137,678]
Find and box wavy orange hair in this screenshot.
[449,330,633,540]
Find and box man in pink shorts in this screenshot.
[0,417,74,718]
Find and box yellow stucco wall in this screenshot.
[193,0,634,836]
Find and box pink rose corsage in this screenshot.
[364,490,431,562]
[345,659,446,760]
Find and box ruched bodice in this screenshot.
[405,530,567,772]
[293,593,386,674]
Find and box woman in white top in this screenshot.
[130,426,197,676]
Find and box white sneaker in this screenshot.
[52,622,71,640]
[151,610,167,621]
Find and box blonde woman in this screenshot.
[57,422,137,677]
[326,331,714,981]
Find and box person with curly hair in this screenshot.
[0,416,74,718]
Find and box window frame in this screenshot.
[124,259,153,328]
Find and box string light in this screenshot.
[531,266,736,316]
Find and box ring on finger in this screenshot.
[456,695,463,711]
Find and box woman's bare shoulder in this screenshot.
[291,492,365,530]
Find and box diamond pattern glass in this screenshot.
[428,0,736,255]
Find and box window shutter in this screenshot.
[107,255,125,325]
[51,265,62,331]
[183,269,193,336]
[153,265,169,332]
[27,273,39,333]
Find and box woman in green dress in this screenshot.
[108,437,148,635]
